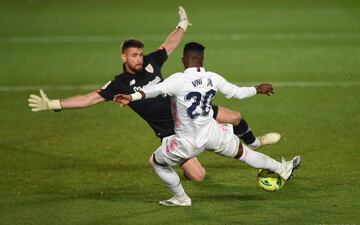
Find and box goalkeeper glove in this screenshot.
[177,6,191,32]
[28,89,62,112]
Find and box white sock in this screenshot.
[239,144,282,173]
[151,160,186,197]
[248,137,261,149]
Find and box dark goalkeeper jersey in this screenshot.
[98,48,175,139]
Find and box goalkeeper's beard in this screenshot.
[128,64,143,74]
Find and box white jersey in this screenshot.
[141,67,257,148]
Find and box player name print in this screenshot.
[191,78,213,87]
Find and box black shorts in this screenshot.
[212,105,219,119]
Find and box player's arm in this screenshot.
[215,73,273,99]
[60,91,105,109]
[28,89,105,112]
[114,84,168,107]
[159,6,191,56]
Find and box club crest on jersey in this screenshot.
[145,64,154,73]
[129,79,136,86]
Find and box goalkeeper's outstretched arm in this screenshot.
[28,89,105,112]
[159,6,191,56]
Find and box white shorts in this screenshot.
[153,123,240,167]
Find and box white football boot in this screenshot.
[159,194,192,206]
[278,156,301,180]
[249,132,281,150]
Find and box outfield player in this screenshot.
[27,6,280,182]
[114,42,301,206]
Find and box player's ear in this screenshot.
[182,57,187,66]
[121,53,127,63]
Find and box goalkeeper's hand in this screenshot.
[28,89,62,112]
[113,94,132,107]
[177,6,191,32]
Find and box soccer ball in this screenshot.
[257,169,285,192]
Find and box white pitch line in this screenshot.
[1,81,359,92]
[237,81,360,87]
[0,84,101,92]
[1,33,360,44]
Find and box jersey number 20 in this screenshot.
[185,89,216,119]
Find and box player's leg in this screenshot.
[181,157,206,181]
[149,136,203,206]
[234,143,301,180]
[160,136,205,181]
[149,154,191,206]
[213,105,281,149]
[210,126,300,180]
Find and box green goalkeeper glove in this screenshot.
[28,89,62,112]
[177,6,191,32]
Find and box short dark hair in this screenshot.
[183,42,205,57]
[121,39,144,53]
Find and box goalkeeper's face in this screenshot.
[122,47,144,74]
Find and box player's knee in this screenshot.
[185,167,206,182]
[149,155,155,167]
[192,174,206,182]
[230,111,241,126]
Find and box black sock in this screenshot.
[233,118,256,144]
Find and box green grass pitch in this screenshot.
[0,0,359,224]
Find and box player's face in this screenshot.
[122,47,144,74]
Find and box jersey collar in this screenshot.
[184,67,205,74]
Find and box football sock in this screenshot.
[247,138,261,149]
[233,118,259,147]
[238,144,282,173]
[151,160,185,197]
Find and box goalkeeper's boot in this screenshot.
[249,132,281,150]
[278,156,301,180]
[159,194,192,206]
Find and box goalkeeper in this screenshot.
[28,6,280,182]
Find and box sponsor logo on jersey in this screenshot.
[145,64,154,73]
[129,79,136,86]
[133,76,162,92]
